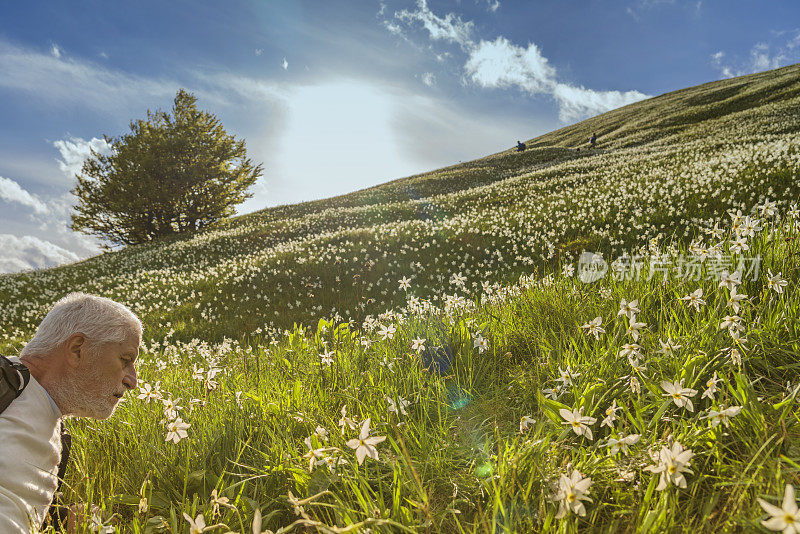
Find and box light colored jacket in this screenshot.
[0,358,63,533]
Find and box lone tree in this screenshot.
[71,89,263,246]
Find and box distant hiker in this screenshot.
[516,140,526,152]
[0,293,142,533]
[589,132,597,149]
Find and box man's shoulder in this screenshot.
[0,355,30,414]
[1,370,56,426]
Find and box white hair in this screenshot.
[21,292,142,358]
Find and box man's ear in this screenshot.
[64,333,87,367]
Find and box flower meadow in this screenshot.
[2,65,800,532]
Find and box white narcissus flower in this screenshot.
[398,276,412,290]
[601,400,620,429]
[542,387,561,400]
[719,315,745,335]
[738,216,761,238]
[162,396,183,420]
[473,335,489,353]
[701,405,742,428]
[730,236,750,254]
[303,436,327,472]
[556,366,580,387]
[656,337,682,356]
[661,379,698,412]
[411,337,426,353]
[346,418,387,464]
[519,415,535,433]
[626,315,647,341]
[603,433,641,456]
[580,316,605,340]
[629,376,641,396]
[701,372,721,400]
[137,382,161,403]
[645,441,694,490]
[554,469,593,518]
[727,286,748,313]
[767,269,789,294]
[618,299,640,320]
[165,417,191,444]
[450,272,466,288]
[210,489,230,517]
[183,513,208,534]
[319,349,334,366]
[680,288,706,311]
[718,269,743,291]
[386,395,409,416]
[618,343,642,360]
[90,513,115,534]
[192,364,205,381]
[338,405,357,434]
[560,407,597,440]
[758,484,800,533]
[378,324,396,340]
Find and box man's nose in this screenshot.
[123,367,138,390]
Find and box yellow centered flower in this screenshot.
[667,463,677,474]
[572,421,581,427]
[566,492,576,503]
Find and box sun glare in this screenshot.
[274,80,417,202]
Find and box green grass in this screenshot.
[1,64,799,532]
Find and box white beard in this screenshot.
[51,360,119,419]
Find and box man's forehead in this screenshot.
[120,330,142,350]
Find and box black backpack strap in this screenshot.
[0,354,30,413]
[46,421,72,531]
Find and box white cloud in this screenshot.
[421,72,436,87]
[711,31,800,79]
[0,38,176,113]
[388,4,649,122]
[50,43,61,58]
[282,57,289,70]
[53,137,113,180]
[484,0,500,13]
[0,234,80,273]
[552,83,649,122]
[749,42,785,71]
[465,37,555,94]
[255,48,263,56]
[394,0,475,49]
[0,176,48,214]
[464,37,649,122]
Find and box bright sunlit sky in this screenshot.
[2,0,800,273]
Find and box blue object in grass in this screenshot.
[419,345,452,374]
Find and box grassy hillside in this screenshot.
[2,65,800,532]
[2,65,800,348]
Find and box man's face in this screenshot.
[73,329,141,419]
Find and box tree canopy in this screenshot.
[71,89,263,247]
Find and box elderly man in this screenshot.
[0,292,141,533]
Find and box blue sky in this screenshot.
[1,0,799,273]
